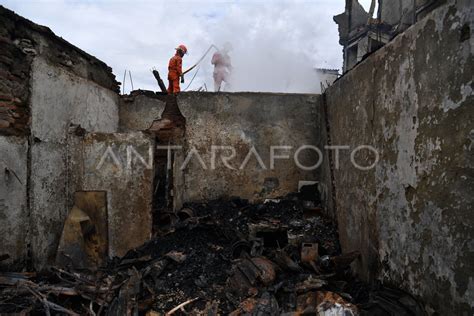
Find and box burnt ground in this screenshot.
[0,196,425,315]
[131,196,341,313]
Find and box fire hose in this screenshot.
[182,44,218,76]
[182,65,201,91]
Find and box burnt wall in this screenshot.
[119,92,166,131]
[119,92,324,208]
[68,132,154,258]
[0,5,123,269]
[323,1,473,313]
[0,5,119,136]
[29,58,119,268]
[173,92,322,207]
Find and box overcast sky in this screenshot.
[0,0,374,93]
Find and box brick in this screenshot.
[0,55,13,65]
[0,101,16,110]
[12,121,26,128]
[0,69,9,78]
[0,94,12,101]
[6,73,23,82]
[0,119,10,128]
[2,115,15,123]
[0,36,12,44]
[11,106,24,112]
[11,97,23,105]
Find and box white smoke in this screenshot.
[188,1,341,93]
[1,0,343,94]
[220,45,322,93]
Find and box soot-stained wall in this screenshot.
[323,1,473,313]
[118,92,324,207]
[0,5,126,269]
[174,92,322,207]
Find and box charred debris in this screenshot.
[0,189,423,315]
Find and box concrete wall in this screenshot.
[380,0,415,26]
[30,141,70,267]
[0,6,119,94]
[0,5,123,268]
[174,92,322,207]
[30,132,154,265]
[0,136,28,268]
[29,57,119,268]
[319,96,336,219]
[73,132,154,258]
[0,5,158,268]
[324,1,473,314]
[0,6,157,267]
[31,58,119,142]
[0,5,119,137]
[118,92,323,208]
[119,93,166,131]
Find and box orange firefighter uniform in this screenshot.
[167,53,182,94]
[167,45,187,94]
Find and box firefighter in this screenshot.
[211,42,232,92]
[167,44,187,94]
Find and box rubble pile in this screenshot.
[0,196,424,315]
